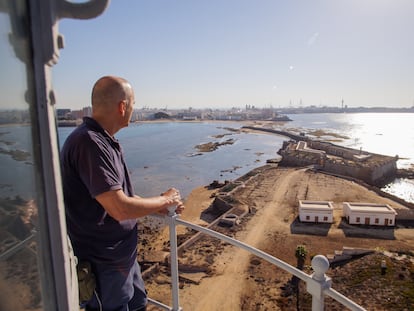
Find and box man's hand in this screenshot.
[174,201,185,214]
[161,188,181,204]
[160,188,185,215]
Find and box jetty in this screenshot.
[243,125,398,186]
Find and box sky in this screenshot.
[51,0,414,110]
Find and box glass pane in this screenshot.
[0,1,43,310]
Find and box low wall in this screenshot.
[210,195,234,215]
[278,145,397,186]
[242,126,306,141]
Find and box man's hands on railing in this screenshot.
[159,188,185,216]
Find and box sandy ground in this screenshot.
[143,165,414,311]
[1,164,411,310]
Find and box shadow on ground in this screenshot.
[338,218,396,240]
[290,217,331,236]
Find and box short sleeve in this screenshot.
[77,132,123,198]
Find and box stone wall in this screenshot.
[279,147,397,186]
[245,126,398,186]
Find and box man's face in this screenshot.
[118,82,135,129]
[123,94,135,127]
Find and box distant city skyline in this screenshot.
[51,1,414,110]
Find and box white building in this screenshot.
[343,202,397,226]
[299,200,334,223]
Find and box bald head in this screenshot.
[91,76,135,135]
[91,76,133,111]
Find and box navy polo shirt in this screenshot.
[61,117,138,266]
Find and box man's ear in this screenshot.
[118,100,127,115]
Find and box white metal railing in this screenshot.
[0,231,36,261]
[147,212,367,311]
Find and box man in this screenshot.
[61,76,184,311]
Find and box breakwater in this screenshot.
[242,125,398,186]
[242,126,305,141]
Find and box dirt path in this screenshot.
[178,168,305,310]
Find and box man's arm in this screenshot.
[95,188,183,221]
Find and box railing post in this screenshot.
[167,210,182,311]
[146,217,365,311]
[307,255,331,311]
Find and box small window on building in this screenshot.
[306,216,310,220]
[375,218,379,224]
[323,216,328,221]
[356,217,360,223]
[389,220,393,225]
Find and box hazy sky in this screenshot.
[53,0,414,110]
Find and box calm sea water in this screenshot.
[1,113,413,203]
[58,121,285,198]
[0,125,36,199]
[59,113,414,203]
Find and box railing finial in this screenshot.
[311,255,330,281]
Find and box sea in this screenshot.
[59,112,414,203]
[57,120,286,199]
[1,113,413,203]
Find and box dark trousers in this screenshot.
[86,260,147,311]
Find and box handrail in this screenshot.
[0,231,36,261]
[147,213,367,311]
[325,289,367,311]
[176,217,311,281]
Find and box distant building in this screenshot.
[177,111,202,120]
[343,202,397,226]
[71,107,91,119]
[56,108,71,119]
[299,200,334,223]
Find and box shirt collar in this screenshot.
[83,117,120,146]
